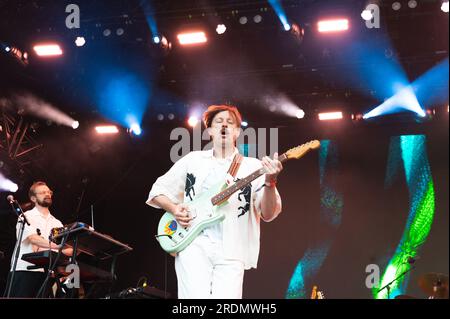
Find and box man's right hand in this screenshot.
[173,203,192,227]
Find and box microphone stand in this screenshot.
[5,200,30,298]
[377,263,416,299]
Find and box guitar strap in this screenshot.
[225,153,243,185]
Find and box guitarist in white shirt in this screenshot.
[147,104,283,299]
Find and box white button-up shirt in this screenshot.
[146,149,282,269]
[11,207,63,272]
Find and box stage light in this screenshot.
[188,116,199,127]
[168,113,175,120]
[296,109,305,119]
[268,0,290,32]
[241,121,248,127]
[442,1,449,12]
[33,44,63,57]
[103,29,111,37]
[392,2,401,11]
[5,46,11,52]
[290,23,305,43]
[408,0,418,9]
[95,125,119,134]
[363,86,425,119]
[0,174,18,192]
[116,28,124,36]
[351,113,364,122]
[153,36,160,43]
[177,32,207,45]
[318,19,349,33]
[239,16,248,25]
[216,24,226,35]
[157,114,164,121]
[361,9,374,21]
[318,111,343,121]
[72,121,79,129]
[253,15,262,23]
[160,36,172,52]
[75,37,86,47]
[130,123,142,135]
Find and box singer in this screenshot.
[6,181,72,298]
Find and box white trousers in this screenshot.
[175,235,245,299]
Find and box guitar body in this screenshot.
[156,182,227,254]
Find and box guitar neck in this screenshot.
[211,153,289,206]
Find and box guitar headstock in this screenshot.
[285,140,321,160]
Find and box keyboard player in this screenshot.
[7,181,73,298]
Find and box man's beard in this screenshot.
[37,198,52,207]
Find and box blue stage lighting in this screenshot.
[364,86,425,119]
[97,70,150,133]
[268,0,291,31]
[130,123,142,136]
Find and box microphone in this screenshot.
[6,195,30,226]
[7,195,15,204]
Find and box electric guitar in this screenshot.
[155,140,321,254]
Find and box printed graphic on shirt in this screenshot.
[185,173,196,201]
[237,179,252,218]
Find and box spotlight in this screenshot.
[72,121,79,129]
[75,36,86,47]
[442,1,449,13]
[116,28,125,36]
[95,125,119,134]
[0,175,18,192]
[392,2,401,11]
[153,36,160,43]
[5,46,11,52]
[408,0,418,8]
[188,116,199,127]
[216,24,227,35]
[33,43,63,57]
[351,113,364,122]
[130,123,142,135]
[241,121,248,127]
[160,36,172,52]
[290,23,305,43]
[239,16,248,25]
[103,29,111,37]
[177,32,207,45]
[168,113,175,120]
[361,9,374,21]
[283,23,291,31]
[296,109,305,119]
[253,15,262,23]
[157,114,164,121]
[318,19,349,33]
[318,111,343,121]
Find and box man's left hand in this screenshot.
[262,152,283,183]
